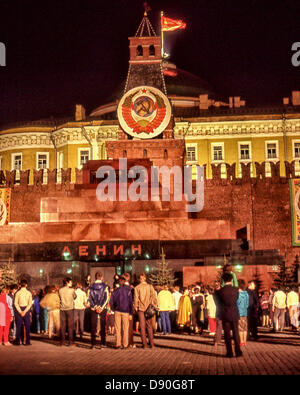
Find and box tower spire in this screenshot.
[135,4,156,37]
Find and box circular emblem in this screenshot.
[0,198,7,226]
[117,86,171,139]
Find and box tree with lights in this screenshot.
[149,248,176,287]
[0,259,18,288]
[272,256,299,291]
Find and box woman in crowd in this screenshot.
[40,285,60,339]
[260,290,270,327]
[190,286,205,334]
[237,279,249,347]
[177,288,192,333]
[206,286,217,335]
[0,287,13,346]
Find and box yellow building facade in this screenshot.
[1,105,300,183]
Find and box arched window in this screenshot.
[123,150,127,158]
[164,149,168,159]
[149,45,155,56]
[143,149,147,158]
[136,45,143,57]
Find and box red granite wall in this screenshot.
[3,161,298,264]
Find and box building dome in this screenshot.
[162,61,216,97]
[89,61,219,119]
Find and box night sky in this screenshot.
[0,0,300,127]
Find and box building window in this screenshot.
[149,45,155,56]
[37,154,47,169]
[11,153,22,184]
[186,144,198,163]
[265,162,272,177]
[57,152,64,183]
[12,154,22,170]
[295,160,300,176]
[292,141,300,176]
[240,144,250,160]
[211,144,224,162]
[79,149,90,168]
[293,142,300,158]
[136,45,143,57]
[187,147,196,162]
[36,152,49,184]
[238,142,252,178]
[266,142,278,159]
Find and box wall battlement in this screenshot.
[0,160,298,191]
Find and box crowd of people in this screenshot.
[0,264,299,358]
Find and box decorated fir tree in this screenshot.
[0,259,18,288]
[272,257,299,291]
[149,248,176,287]
[252,266,264,292]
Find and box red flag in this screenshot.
[161,16,186,32]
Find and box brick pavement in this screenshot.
[0,328,299,375]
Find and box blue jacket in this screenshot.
[89,282,109,309]
[33,297,41,314]
[110,285,133,314]
[237,290,249,317]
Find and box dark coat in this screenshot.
[247,289,259,318]
[89,282,109,309]
[110,285,133,314]
[215,285,240,322]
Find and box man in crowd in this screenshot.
[74,282,87,340]
[110,272,133,349]
[215,272,242,358]
[272,286,287,332]
[14,279,32,346]
[157,284,175,335]
[134,273,157,349]
[287,287,299,331]
[247,280,259,340]
[88,271,109,349]
[59,277,76,347]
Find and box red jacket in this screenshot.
[0,293,12,326]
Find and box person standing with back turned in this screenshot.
[88,271,110,349]
[134,273,157,349]
[215,272,243,358]
[14,279,32,346]
[59,277,76,347]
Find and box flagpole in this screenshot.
[161,10,164,59]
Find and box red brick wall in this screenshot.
[6,163,298,264]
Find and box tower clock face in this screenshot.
[117,86,171,139]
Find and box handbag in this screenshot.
[144,304,157,319]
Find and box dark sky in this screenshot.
[0,0,300,127]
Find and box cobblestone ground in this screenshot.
[0,328,299,375]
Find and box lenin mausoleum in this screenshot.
[0,12,300,289]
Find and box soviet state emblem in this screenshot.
[117,86,171,139]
